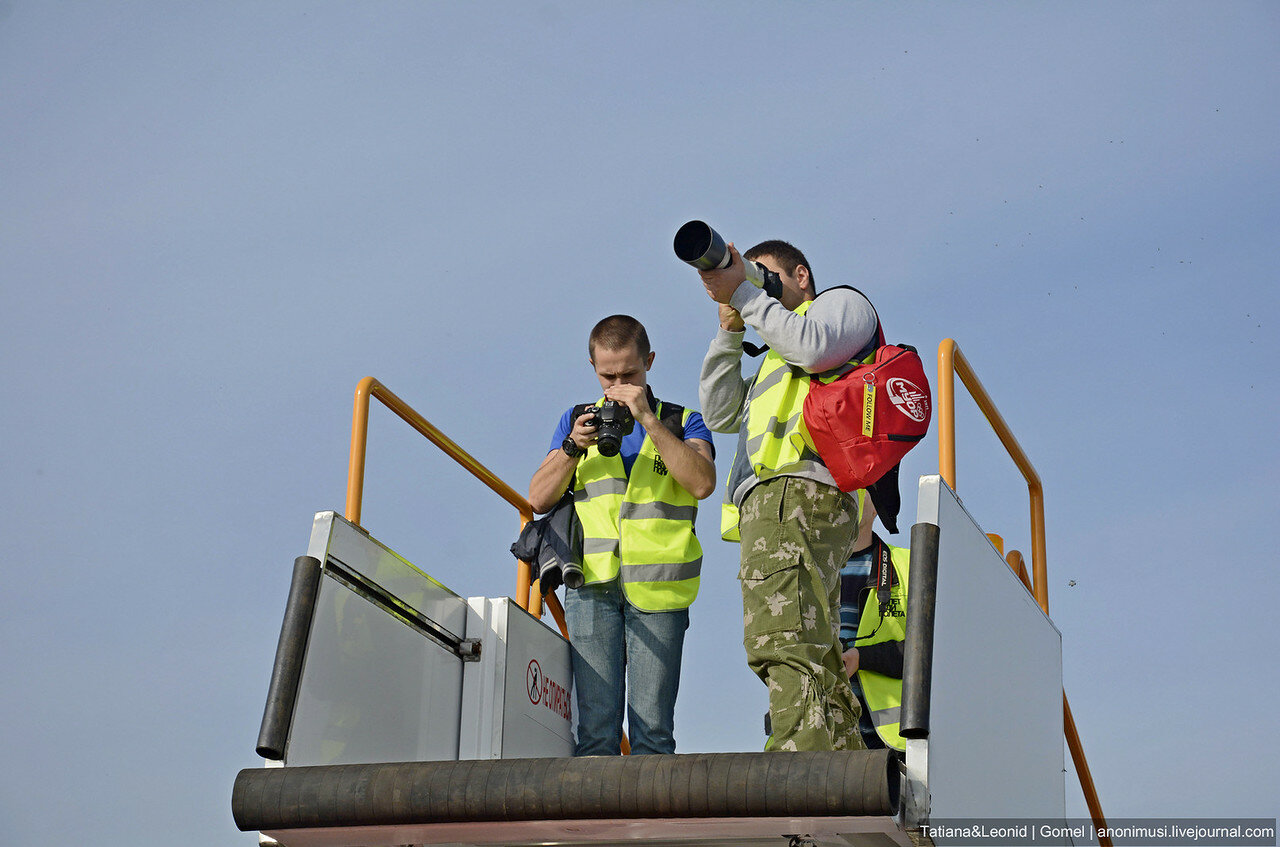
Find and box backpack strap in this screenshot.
[866,463,903,535]
[656,400,686,440]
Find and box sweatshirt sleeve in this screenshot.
[698,328,751,434]
[858,640,904,680]
[730,283,878,374]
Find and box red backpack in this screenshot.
[802,290,931,495]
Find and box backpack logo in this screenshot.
[887,378,929,422]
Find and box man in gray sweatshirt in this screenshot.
[696,238,878,752]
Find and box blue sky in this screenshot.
[1,2,1277,843]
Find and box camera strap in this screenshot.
[872,533,895,609]
[853,533,897,643]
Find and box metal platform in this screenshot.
[239,475,1072,847]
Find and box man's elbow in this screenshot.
[527,487,555,515]
[787,327,854,373]
[790,347,839,374]
[688,471,717,501]
[698,405,740,433]
[707,417,740,434]
[697,389,740,433]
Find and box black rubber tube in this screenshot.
[254,555,323,760]
[900,521,940,739]
[232,749,899,832]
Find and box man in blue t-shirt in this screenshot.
[528,315,715,756]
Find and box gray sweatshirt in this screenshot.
[699,281,878,506]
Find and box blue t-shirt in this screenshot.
[550,402,714,477]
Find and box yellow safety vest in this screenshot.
[856,543,910,751]
[573,401,701,612]
[720,300,869,541]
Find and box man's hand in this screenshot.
[719,303,745,332]
[567,410,598,451]
[602,383,655,427]
[699,242,747,305]
[842,647,859,678]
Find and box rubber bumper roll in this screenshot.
[232,749,899,832]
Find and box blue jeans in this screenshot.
[563,579,689,756]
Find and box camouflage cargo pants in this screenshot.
[739,476,864,752]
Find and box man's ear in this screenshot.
[645,351,656,371]
[796,264,812,294]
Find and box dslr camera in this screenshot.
[571,400,635,457]
[673,220,784,300]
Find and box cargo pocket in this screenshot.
[739,479,804,638]
[741,557,802,638]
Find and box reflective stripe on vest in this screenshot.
[856,543,910,751]
[573,402,701,611]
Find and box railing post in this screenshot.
[936,341,1048,614]
[344,376,537,610]
[937,339,959,490]
[346,377,377,526]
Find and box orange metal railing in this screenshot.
[936,341,1110,846]
[345,376,558,622]
[937,339,1049,613]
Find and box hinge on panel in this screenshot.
[457,638,482,661]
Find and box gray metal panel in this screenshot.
[914,475,1066,820]
[458,597,574,760]
[285,577,464,765]
[458,597,506,760]
[283,512,468,765]
[309,511,468,641]
[498,599,574,758]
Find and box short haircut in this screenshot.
[744,239,815,287]
[589,314,651,360]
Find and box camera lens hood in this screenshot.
[674,220,732,270]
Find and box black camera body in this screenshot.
[572,400,635,457]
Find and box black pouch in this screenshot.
[510,490,583,594]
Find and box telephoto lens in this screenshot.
[673,219,784,299]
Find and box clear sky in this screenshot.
[2,2,1277,843]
